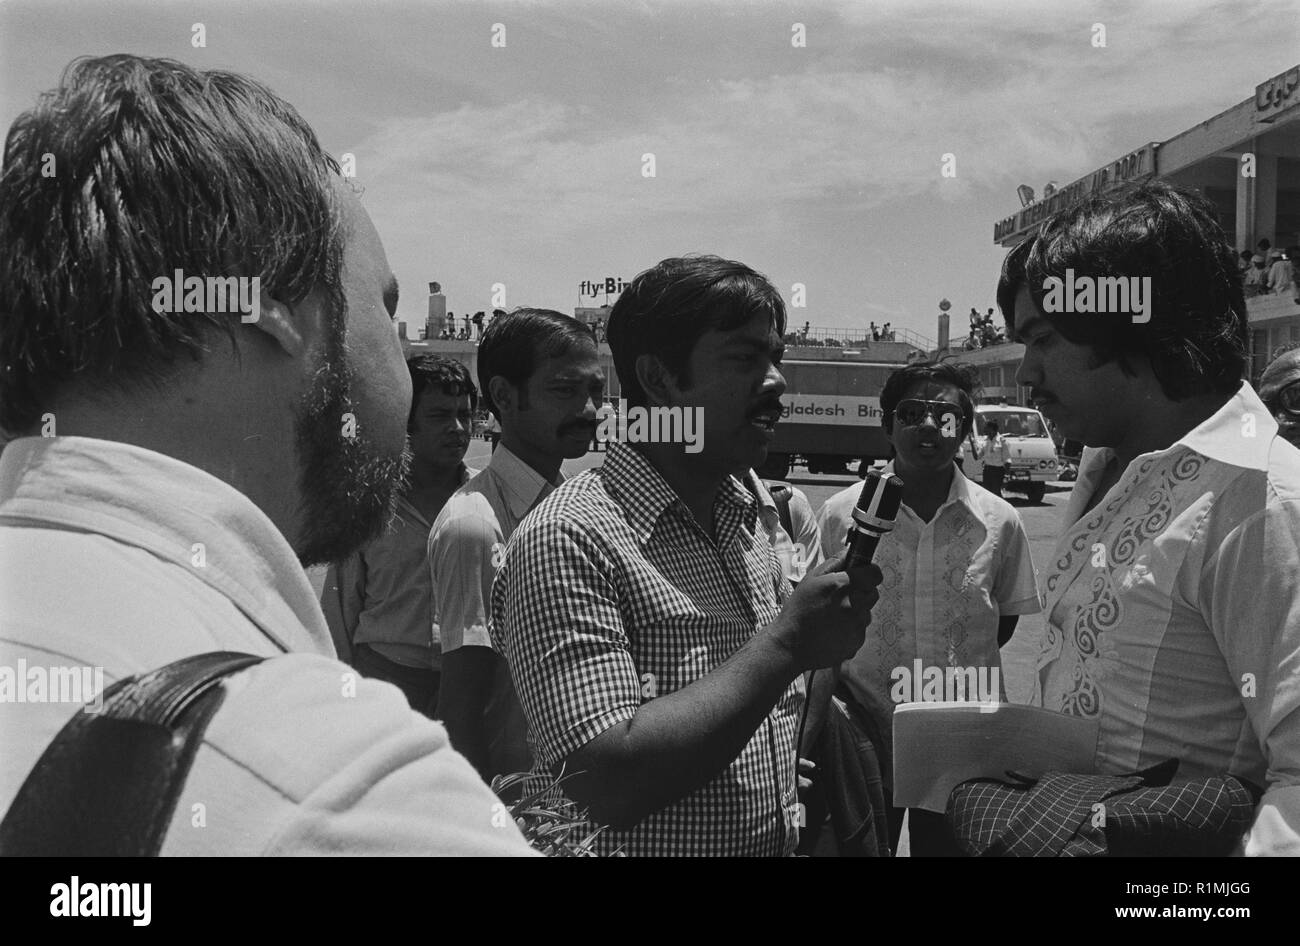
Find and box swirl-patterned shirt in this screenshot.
[1037,383,1300,855]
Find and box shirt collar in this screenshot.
[1175,381,1274,471]
[394,465,473,528]
[1065,382,1275,523]
[486,444,563,522]
[0,436,333,655]
[881,459,976,521]
[601,441,755,544]
[741,469,778,510]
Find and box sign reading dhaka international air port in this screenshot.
[994,143,1158,245]
[780,394,883,427]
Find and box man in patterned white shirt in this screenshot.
[491,256,881,856]
[999,180,1300,856]
[817,360,1041,849]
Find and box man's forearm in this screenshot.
[561,623,802,829]
[435,647,497,780]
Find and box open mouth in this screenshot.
[749,408,781,432]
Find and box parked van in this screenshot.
[965,404,1059,503]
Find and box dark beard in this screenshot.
[292,316,412,567]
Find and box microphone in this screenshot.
[846,469,904,568]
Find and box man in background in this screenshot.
[1259,343,1300,450]
[322,355,477,717]
[430,309,603,781]
[977,419,1009,497]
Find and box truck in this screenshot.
[964,403,1060,503]
[755,357,898,480]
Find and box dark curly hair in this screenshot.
[408,356,477,432]
[996,180,1248,401]
[606,255,787,407]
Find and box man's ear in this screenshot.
[488,376,515,417]
[633,353,677,407]
[247,287,310,359]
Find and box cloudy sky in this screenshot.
[2,0,1296,345]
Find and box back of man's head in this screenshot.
[476,308,595,421]
[606,255,786,407]
[0,54,345,435]
[996,180,1247,402]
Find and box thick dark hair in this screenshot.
[0,54,346,433]
[995,180,1247,402]
[476,308,596,420]
[606,255,787,407]
[408,355,477,431]
[880,359,980,438]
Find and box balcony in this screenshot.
[784,324,933,350]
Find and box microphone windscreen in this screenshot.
[851,470,904,534]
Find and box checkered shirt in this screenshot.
[490,441,803,857]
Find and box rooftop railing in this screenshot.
[785,324,934,349]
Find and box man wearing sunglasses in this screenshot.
[1259,345,1300,450]
[999,180,1300,856]
[816,360,1041,851]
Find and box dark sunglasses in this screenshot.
[893,399,963,430]
[1266,380,1300,418]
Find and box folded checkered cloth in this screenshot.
[946,759,1260,857]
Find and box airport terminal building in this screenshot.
[948,63,1300,403]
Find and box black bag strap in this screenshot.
[0,651,264,856]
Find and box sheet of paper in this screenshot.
[892,701,1100,812]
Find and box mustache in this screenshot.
[559,418,598,435]
[747,397,785,418]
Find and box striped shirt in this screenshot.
[1037,382,1300,855]
[490,441,803,856]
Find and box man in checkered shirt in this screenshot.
[491,256,881,856]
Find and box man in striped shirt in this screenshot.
[491,256,881,856]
